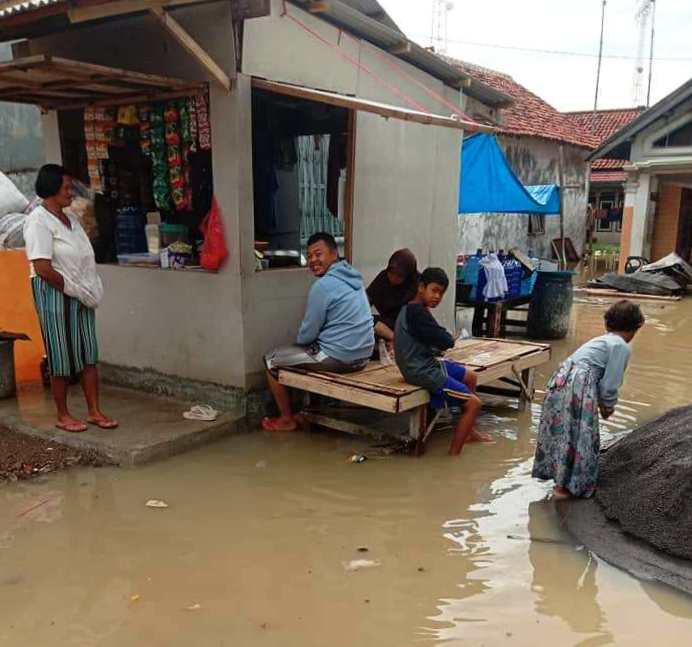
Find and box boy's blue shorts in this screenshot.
[430,360,471,409]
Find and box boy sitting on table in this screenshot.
[394,267,490,455]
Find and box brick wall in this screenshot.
[651,183,682,261]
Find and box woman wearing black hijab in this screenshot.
[366,249,419,346]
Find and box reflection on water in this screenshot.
[1,301,692,645]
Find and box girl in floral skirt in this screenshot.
[532,300,645,499]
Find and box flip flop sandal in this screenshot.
[261,417,297,432]
[56,421,88,433]
[183,404,219,422]
[87,418,119,429]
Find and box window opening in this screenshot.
[252,88,350,269]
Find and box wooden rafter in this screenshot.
[0,54,206,109]
[148,6,232,92]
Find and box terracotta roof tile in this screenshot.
[590,169,627,183]
[592,158,627,170]
[565,107,645,144]
[441,57,600,149]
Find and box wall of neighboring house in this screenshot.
[0,44,43,194]
[590,184,624,246]
[621,97,692,266]
[29,0,464,391]
[651,182,683,260]
[457,135,589,260]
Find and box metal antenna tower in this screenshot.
[431,0,454,53]
[632,0,654,105]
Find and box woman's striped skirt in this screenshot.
[31,277,99,378]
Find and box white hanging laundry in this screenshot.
[480,253,508,300]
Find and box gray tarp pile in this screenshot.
[597,405,692,560]
[588,252,692,296]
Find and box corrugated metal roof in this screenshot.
[0,0,60,18]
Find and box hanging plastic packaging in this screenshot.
[199,198,228,271]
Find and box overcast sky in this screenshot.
[379,0,691,112]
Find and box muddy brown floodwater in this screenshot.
[1,300,692,646]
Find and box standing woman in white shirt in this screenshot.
[23,164,117,433]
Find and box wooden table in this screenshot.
[278,338,551,454]
[468,295,533,338]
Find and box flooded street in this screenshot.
[1,300,692,646]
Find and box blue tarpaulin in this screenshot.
[458,133,560,215]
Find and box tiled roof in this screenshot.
[442,57,600,149]
[565,107,645,144]
[592,158,627,169]
[564,108,643,181]
[590,169,627,184]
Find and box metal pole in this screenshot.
[594,0,607,111]
[558,145,567,271]
[646,0,657,107]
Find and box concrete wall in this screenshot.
[240,0,463,387]
[457,136,589,259]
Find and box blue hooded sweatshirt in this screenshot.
[296,260,374,363]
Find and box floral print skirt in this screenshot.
[532,360,600,497]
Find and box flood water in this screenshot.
[2,300,692,646]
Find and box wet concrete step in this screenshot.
[0,383,245,466]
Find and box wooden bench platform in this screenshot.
[278,338,551,453]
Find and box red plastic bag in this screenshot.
[199,198,228,271]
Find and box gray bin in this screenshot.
[0,339,16,399]
[527,271,574,340]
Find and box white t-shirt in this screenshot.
[23,205,103,309]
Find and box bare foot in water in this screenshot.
[552,486,572,500]
[467,430,493,443]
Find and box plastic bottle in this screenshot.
[378,339,393,366]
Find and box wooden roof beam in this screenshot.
[149,6,232,92]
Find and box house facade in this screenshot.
[588,79,692,271]
[0,0,496,405]
[447,60,597,260]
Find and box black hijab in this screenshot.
[367,249,419,330]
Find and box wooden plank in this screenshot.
[149,7,232,91]
[67,0,211,23]
[278,370,400,413]
[474,348,551,385]
[252,77,491,133]
[575,287,682,302]
[397,389,431,413]
[17,55,195,88]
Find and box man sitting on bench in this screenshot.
[262,232,375,432]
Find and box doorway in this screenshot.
[677,188,692,262]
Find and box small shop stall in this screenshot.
[0,55,215,272]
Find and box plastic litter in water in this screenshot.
[343,559,381,572]
[145,499,169,508]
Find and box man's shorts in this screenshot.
[264,344,369,377]
[430,360,471,409]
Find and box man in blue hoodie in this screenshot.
[262,232,375,431]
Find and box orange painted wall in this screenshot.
[651,184,682,261]
[618,206,634,274]
[0,250,44,382]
